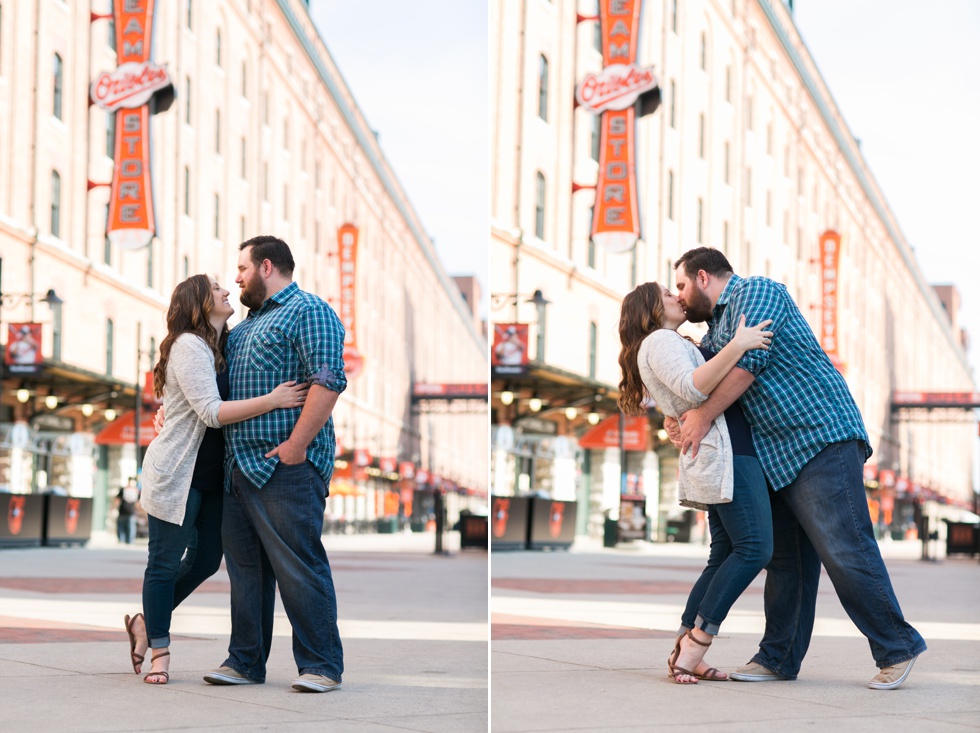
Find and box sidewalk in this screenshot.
[0,531,488,733]
[491,537,980,732]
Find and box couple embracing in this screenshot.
[618,247,925,690]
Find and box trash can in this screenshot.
[376,517,398,534]
[603,517,618,548]
[944,521,979,556]
[459,514,488,550]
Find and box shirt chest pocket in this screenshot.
[249,329,287,372]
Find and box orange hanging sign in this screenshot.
[818,230,844,373]
[338,224,364,379]
[576,0,657,254]
[90,0,172,250]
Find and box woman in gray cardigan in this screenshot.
[125,274,308,684]
[618,282,773,685]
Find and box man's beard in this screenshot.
[682,282,713,323]
[239,272,268,310]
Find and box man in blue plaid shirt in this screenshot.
[668,247,925,690]
[203,236,347,693]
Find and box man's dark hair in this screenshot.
[240,235,295,276]
[674,247,734,280]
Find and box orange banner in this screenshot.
[577,0,655,254]
[578,415,648,451]
[338,223,364,379]
[818,230,842,369]
[91,0,171,250]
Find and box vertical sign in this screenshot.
[90,0,172,250]
[575,1,658,254]
[5,323,43,373]
[819,230,843,372]
[337,224,364,379]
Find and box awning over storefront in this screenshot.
[94,411,158,447]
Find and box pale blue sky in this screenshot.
[794,0,980,380]
[308,1,489,318]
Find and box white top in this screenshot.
[638,329,734,510]
[139,333,224,525]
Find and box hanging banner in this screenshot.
[818,230,844,373]
[337,223,364,379]
[575,0,658,254]
[90,0,172,250]
[5,323,43,374]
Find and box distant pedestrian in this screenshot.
[668,247,925,690]
[115,477,139,544]
[618,282,774,684]
[125,274,308,685]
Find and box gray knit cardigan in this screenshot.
[638,329,734,510]
[140,334,224,525]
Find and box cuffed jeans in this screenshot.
[143,488,224,648]
[680,456,772,635]
[221,462,343,683]
[752,441,927,679]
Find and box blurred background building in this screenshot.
[0,0,488,544]
[490,0,977,547]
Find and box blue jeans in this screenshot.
[143,488,224,648]
[680,456,773,635]
[752,441,927,679]
[221,462,343,683]
[117,514,136,544]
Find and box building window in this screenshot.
[185,76,192,125]
[669,80,676,128]
[187,0,192,30]
[283,118,289,150]
[50,170,61,237]
[146,241,153,287]
[183,166,191,215]
[182,256,189,280]
[53,53,63,119]
[588,207,596,268]
[106,112,115,158]
[766,191,772,226]
[725,65,731,102]
[667,170,674,220]
[106,319,114,376]
[215,110,221,153]
[698,113,705,158]
[534,171,546,239]
[594,19,601,52]
[745,168,752,207]
[241,137,246,178]
[315,161,321,190]
[784,144,791,177]
[538,55,549,121]
[783,210,790,243]
[591,114,600,162]
[766,120,773,155]
[746,95,753,130]
[215,29,221,67]
[214,193,220,238]
[107,15,115,52]
[724,141,730,183]
[263,90,269,125]
[697,198,704,243]
[723,221,729,253]
[283,184,289,220]
[240,216,246,243]
[149,336,156,364]
[671,0,678,33]
[241,61,247,97]
[588,322,597,378]
[700,32,707,71]
[104,205,111,265]
[263,162,269,202]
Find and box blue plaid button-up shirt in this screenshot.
[224,282,347,491]
[700,274,871,489]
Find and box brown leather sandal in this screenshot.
[667,629,713,684]
[124,613,146,674]
[143,650,170,685]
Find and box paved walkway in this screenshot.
[0,531,488,733]
[491,537,980,732]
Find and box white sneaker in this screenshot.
[868,656,918,690]
[292,673,341,692]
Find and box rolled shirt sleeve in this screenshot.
[726,277,787,376]
[295,300,348,394]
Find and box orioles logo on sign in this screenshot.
[8,495,25,535]
[492,497,511,538]
[65,498,81,535]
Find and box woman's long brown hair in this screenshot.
[617,282,667,416]
[152,275,229,397]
